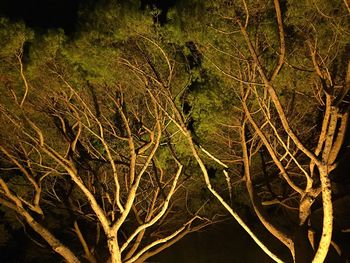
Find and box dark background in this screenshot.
[0,0,81,33]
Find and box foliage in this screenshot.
[0,0,349,262]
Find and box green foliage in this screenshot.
[0,18,33,58]
[79,0,155,41]
[285,0,349,68]
[59,0,162,86]
[0,19,33,106]
[28,29,65,72]
[0,0,349,261]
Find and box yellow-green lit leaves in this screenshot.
[285,0,349,69]
[79,0,154,42]
[60,1,158,86]
[0,19,33,105]
[28,30,65,70]
[0,18,33,58]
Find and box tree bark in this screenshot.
[312,166,333,263]
[22,212,81,263]
[107,235,122,263]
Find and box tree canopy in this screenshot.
[0,1,349,262]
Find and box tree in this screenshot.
[1,0,349,262]
[0,13,217,263]
[161,0,350,262]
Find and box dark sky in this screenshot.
[0,0,177,33]
[0,0,81,32]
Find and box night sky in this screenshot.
[0,0,81,33]
[0,0,177,33]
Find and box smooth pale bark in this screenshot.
[25,216,81,263]
[131,222,209,263]
[121,165,182,253]
[182,130,284,263]
[107,235,122,263]
[158,86,284,262]
[236,17,321,167]
[241,123,295,258]
[312,166,333,263]
[73,221,97,263]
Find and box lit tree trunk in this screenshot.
[312,168,333,263]
[107,235,122,263]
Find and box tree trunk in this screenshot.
[107,235,122,263]
[312,166,333,263]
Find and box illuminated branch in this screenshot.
[121,163,182,253]
[0,182,80,263]
[270,0,286,81]
[242,99,303,194]
[235,16,321,166]
[241,120,295,259]
[16,51,30,108]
